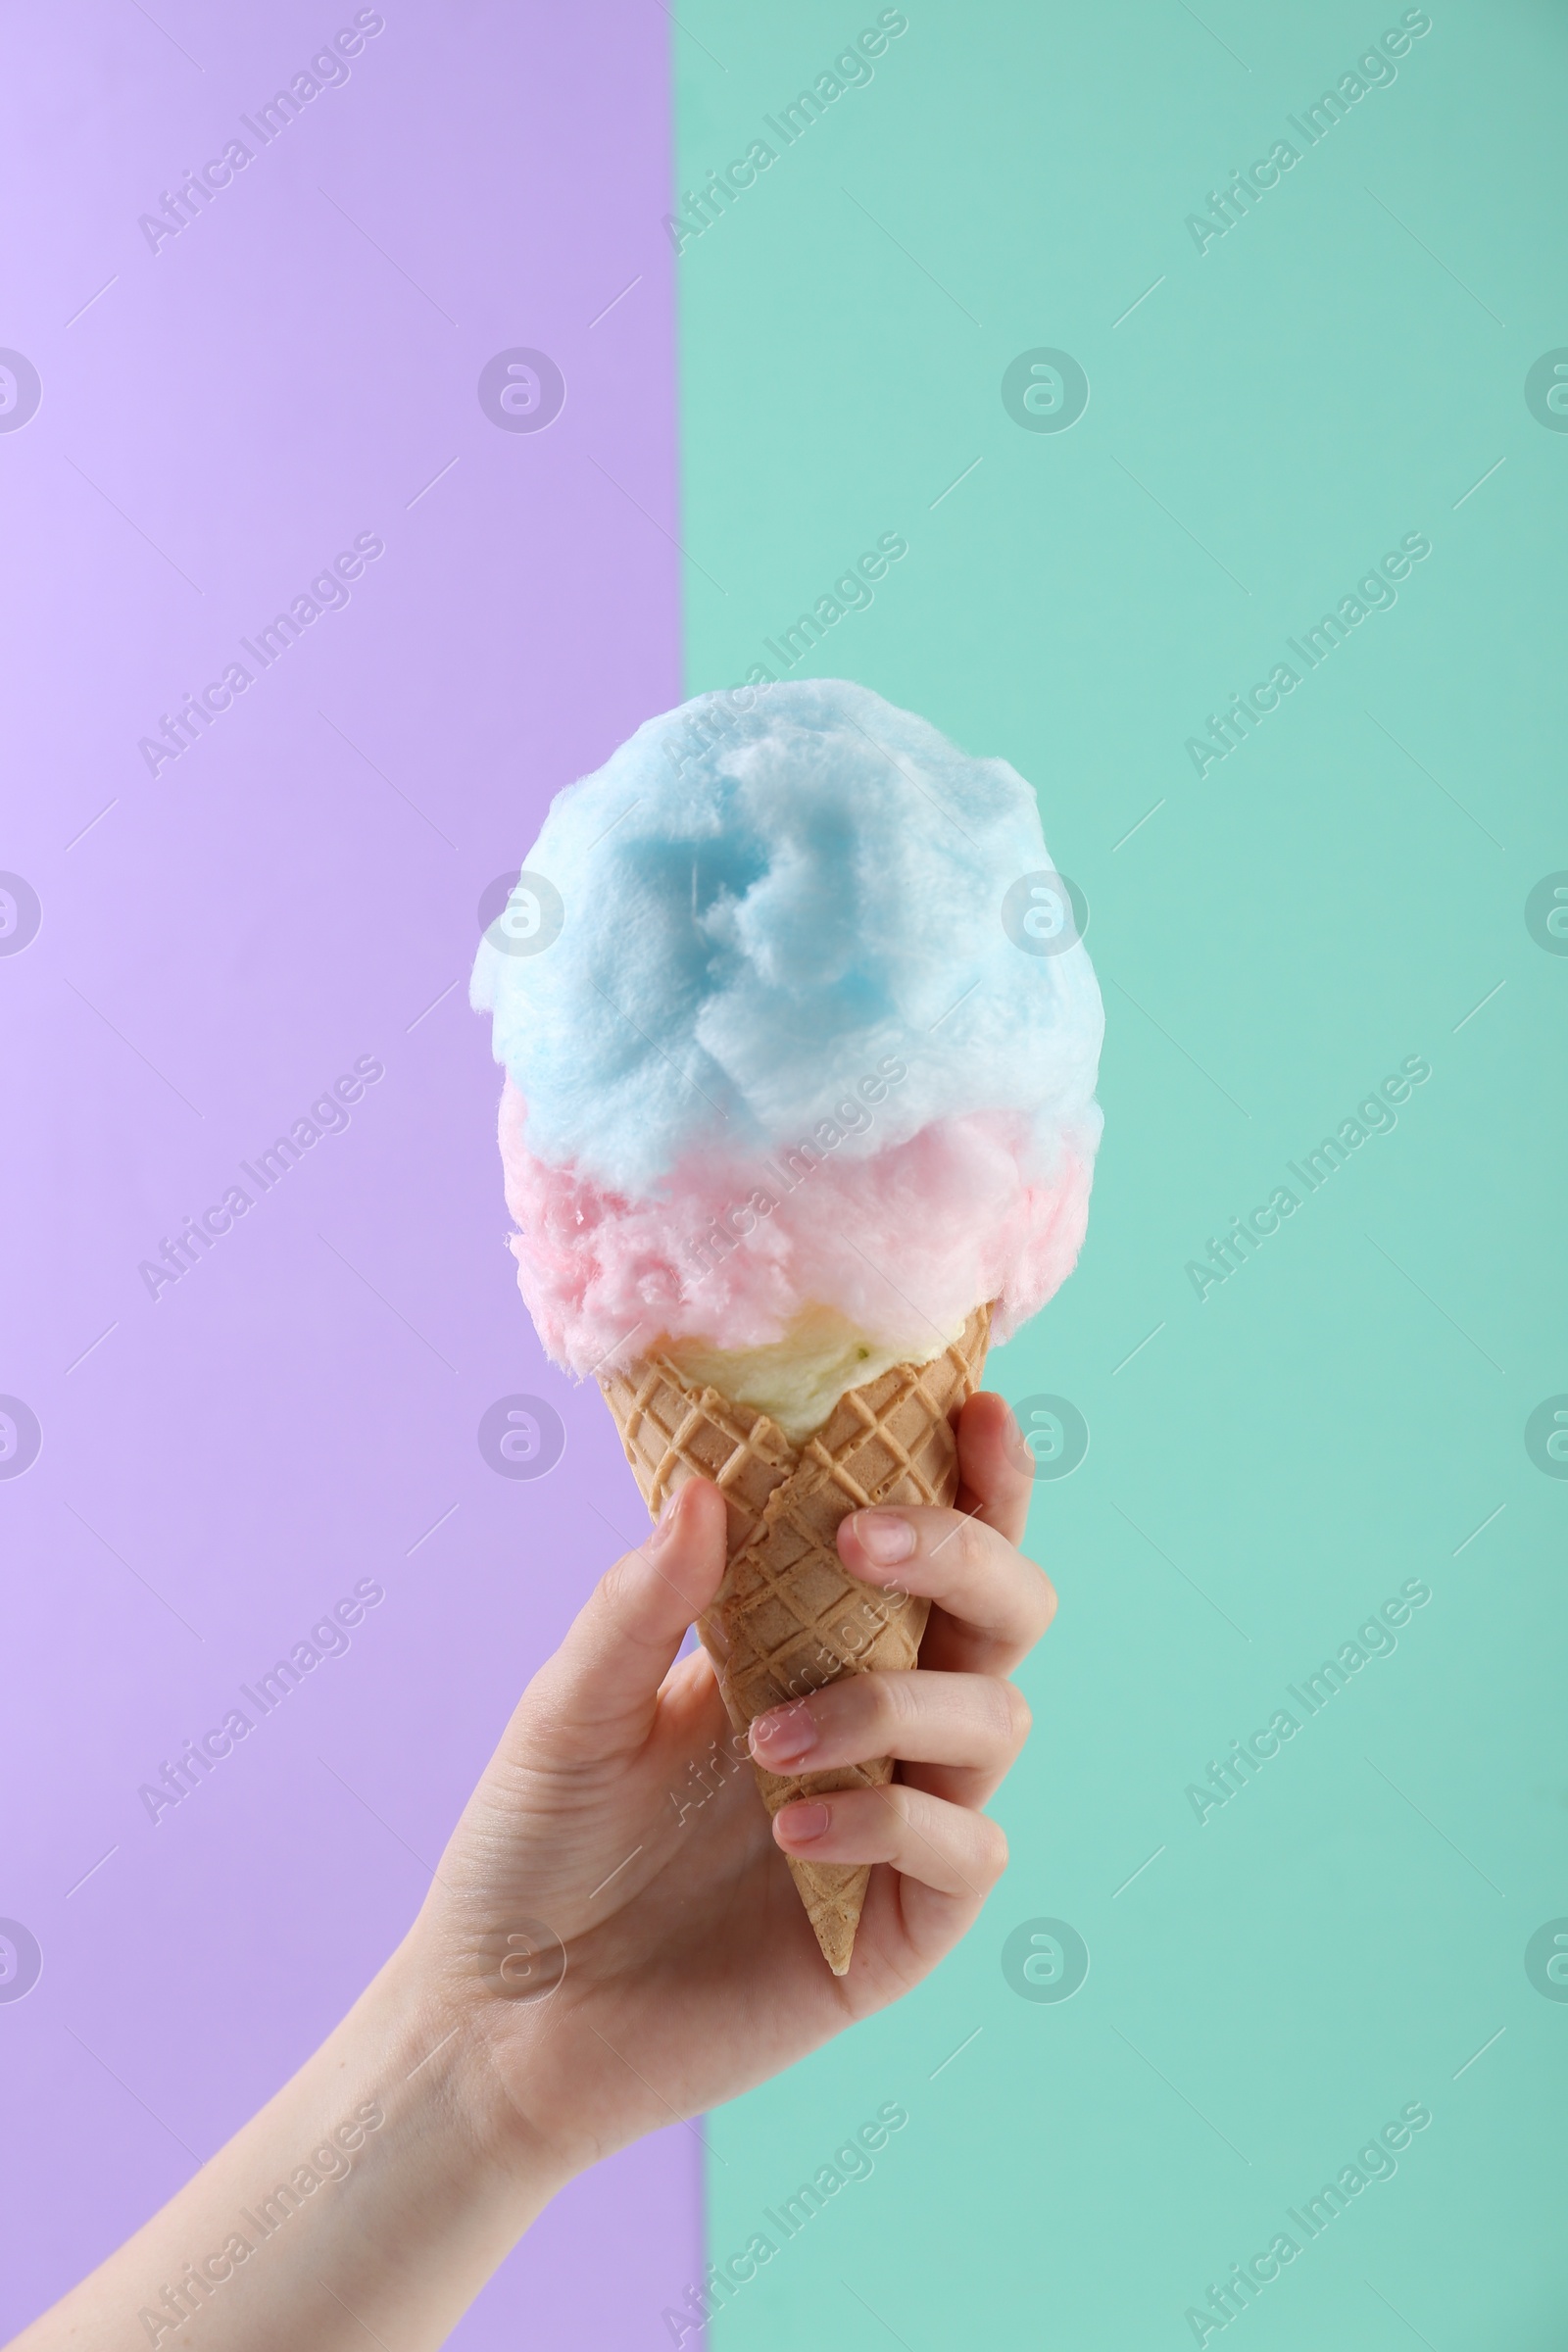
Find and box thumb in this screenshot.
[530,1479,729,1751]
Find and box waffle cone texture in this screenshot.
[598,1304,992,1974]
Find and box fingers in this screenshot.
[836,1494,1054,1678]
[954,1391,1036,1549]
[773,1781,1008,1902]
[750,1671,1029,1807]
[527,1480,728,1755]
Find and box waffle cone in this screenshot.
[598,1304,992,1973]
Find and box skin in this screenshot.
[13,1393,1054,2352]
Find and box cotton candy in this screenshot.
[471,679,1103,1426]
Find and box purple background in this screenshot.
[0,5,695,2340]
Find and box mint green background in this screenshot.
[675,5,1567,2343]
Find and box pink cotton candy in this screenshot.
[498,1077,1094,1378]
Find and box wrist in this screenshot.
[375,1919,582,2212]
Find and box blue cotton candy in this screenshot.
[470,678,1102,1200]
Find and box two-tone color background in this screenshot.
[2,5,1564,2345]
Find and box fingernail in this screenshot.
[777,1800,831,1843]
[854,1509,916,1566]
[751,1700,816,1765]
[646,1490,680,1551]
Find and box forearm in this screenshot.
[12,1941,565,2352]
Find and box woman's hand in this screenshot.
[416,1389,1056,2181]
[12,1392,1054,2352]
